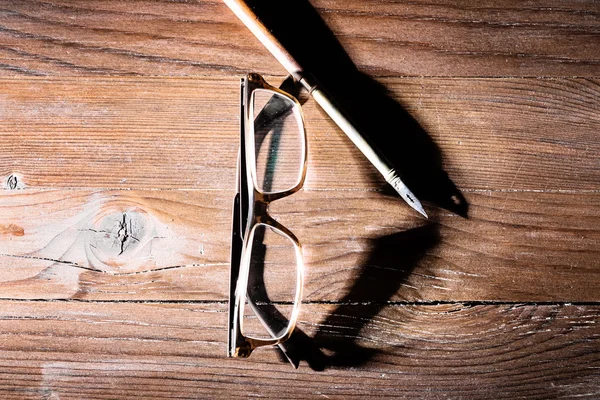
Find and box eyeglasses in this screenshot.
[228,73,307,362]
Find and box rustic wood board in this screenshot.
[0,301,597,399]
[0,189,598,302]
[1,77,599,191]
[0,0,599,77]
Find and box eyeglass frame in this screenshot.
[228,73,308,359]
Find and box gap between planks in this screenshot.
[0,298,597,306]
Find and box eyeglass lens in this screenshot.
[244,223,299,340]
[252,89,304,194]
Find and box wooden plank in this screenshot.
[0,301,596,398]
[0,77,239,190]
[1,77,598,191]
[0,1,598,77]
[313,0,600,77]
[0,189,231,300]
[1,189,598,302]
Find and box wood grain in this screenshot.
[1,76,598,191]
[0,189,230,300]
[0,189,597,302]
[0,1,598,396]
[0,301,596,399]
[0,1,598,77]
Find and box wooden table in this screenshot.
[0,1,599,398]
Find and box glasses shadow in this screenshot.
[280,224,440,370]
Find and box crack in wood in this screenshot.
[0,253,225,276]
[0,253,102,273]
[117,213,139,256]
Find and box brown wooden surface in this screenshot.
[0,302,598,399]
[0,0,599,77]
[0,189,598,302]
[0,0,599,398]
[1,77,599,191]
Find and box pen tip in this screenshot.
[413,201,429,219]
[388,174,428,218]
[401,191,428,219]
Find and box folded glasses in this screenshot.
[228,73,307,363]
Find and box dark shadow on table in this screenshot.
[239,0,466,369]
[279,224,440,370]
[245,0,468,217]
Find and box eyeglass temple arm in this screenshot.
[229,79,250,357]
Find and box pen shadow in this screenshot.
[247,0,468,217]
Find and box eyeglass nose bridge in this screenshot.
[249,203,300,247]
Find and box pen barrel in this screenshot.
[223,0,303,78]
[311,88,428,217]
[222,0,386,166]
[222,1,394,176]
[223,0,427,217]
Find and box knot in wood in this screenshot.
[87,208,152,271]
[7,175,18,190]
[5,174,23,190]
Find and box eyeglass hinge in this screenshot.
[298,74,318,95]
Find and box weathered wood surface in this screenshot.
[0,0,599,397]
[1,77,599,191]
[0,301,597,399]
[0,189,598,302]
[0,0,599,77]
